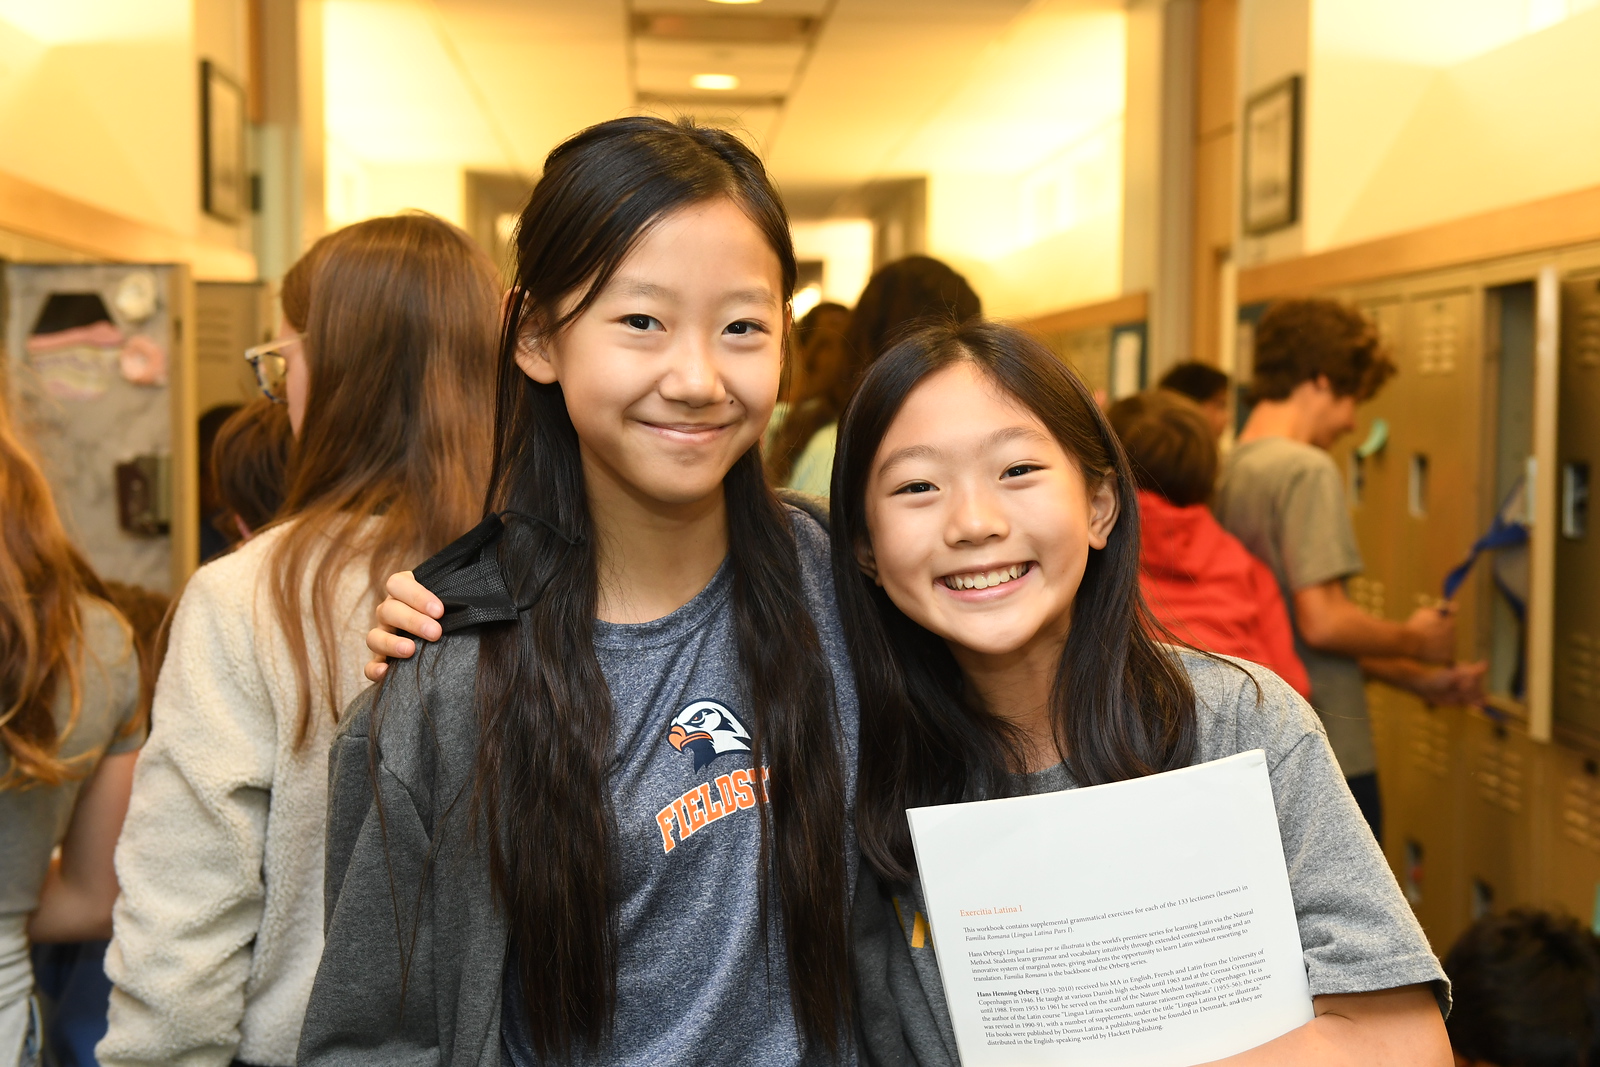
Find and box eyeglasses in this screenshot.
[244,334,296,403]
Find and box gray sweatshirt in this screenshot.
[852,652,1447,1067]
[298,507,861,1067]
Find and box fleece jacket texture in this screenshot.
[99,523,373,1067]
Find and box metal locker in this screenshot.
[194,281,272,413]
[1532,741,1600,925]
[1366,682,1403,820]
[1457,710,1537,921]
[1345,297,1406,618]
[1555,276,1600,740]
[1381,691,1467,949]
[1394,290,1486,653]
[1481,281,1536,705]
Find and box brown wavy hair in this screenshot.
[1249,298,1396,402]
[0,399,121,789]
[269,213,500,748]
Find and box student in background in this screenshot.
[0,397,143,1067]
[769,255,980,496]
[1158,360,1231,439]
[783,300,850,406]
[197,404,243,562]
[29,574,167,1067]
[99,213,500,1067]
[765,301,849,481]
[1214,298,1485,843]
[1107,390,1310,697]
[1444,910,1600,1067]
[209,396,293,547]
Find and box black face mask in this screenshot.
[408,511,585,636]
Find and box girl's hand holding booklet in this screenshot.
[908,750,1314,1067]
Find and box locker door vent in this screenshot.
[1567,632,1598,709]
[1350,576,1386,617]
[1576,297,1600,369]
[1409,712,1451,779]
[1562,773,1600,853]
[1474,739,1525,814]
[1419,301,1459,375]
[195,300,240,361]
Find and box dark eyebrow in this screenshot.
[877,442,941,476]
[606,279,776,308]
[726,287,778,307]
[611,278,675,300]
[875,425,1051,478]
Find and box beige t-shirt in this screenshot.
[1214,437,1374,777]
[0,598,142,1013]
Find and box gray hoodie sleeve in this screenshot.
[299,637,506,1067]
[297,694,442,1065]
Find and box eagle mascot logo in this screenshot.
[667,700,751,771]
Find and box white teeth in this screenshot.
[944,563,1026,591]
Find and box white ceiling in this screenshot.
[323,0,1124,214]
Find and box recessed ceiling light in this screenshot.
[691,73,740,91]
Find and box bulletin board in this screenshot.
[2,262,197,592]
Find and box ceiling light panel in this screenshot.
[634,38,804,97]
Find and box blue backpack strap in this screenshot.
[1441,482,1530,602]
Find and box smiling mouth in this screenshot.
[640,420,735,437]
[940,562,1032,591]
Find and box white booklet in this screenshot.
[907,749,1313,1067]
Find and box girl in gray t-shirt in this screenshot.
[828,321,1450,1067]
[1,401,143,1067]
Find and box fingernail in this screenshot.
[429,600,443,616]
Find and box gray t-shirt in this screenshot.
[1214,437,1373,776]
[501,509,861,1067]
[853,651,1444,1067]
[1,599,142,1012]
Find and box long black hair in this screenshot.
[830,320,1200,883]
[476,117,850,1059]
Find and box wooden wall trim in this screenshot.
[1238,184,1600,303]
[1020,291,1150,335]
[0,169,256,280]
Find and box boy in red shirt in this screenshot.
[1108,390,1311,697]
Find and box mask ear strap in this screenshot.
[497,509,586,546]
[496,510,586,612]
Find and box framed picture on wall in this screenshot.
[1241,75,1301,235]
[201,60,245,223]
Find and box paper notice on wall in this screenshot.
[907,750,1312,1067]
